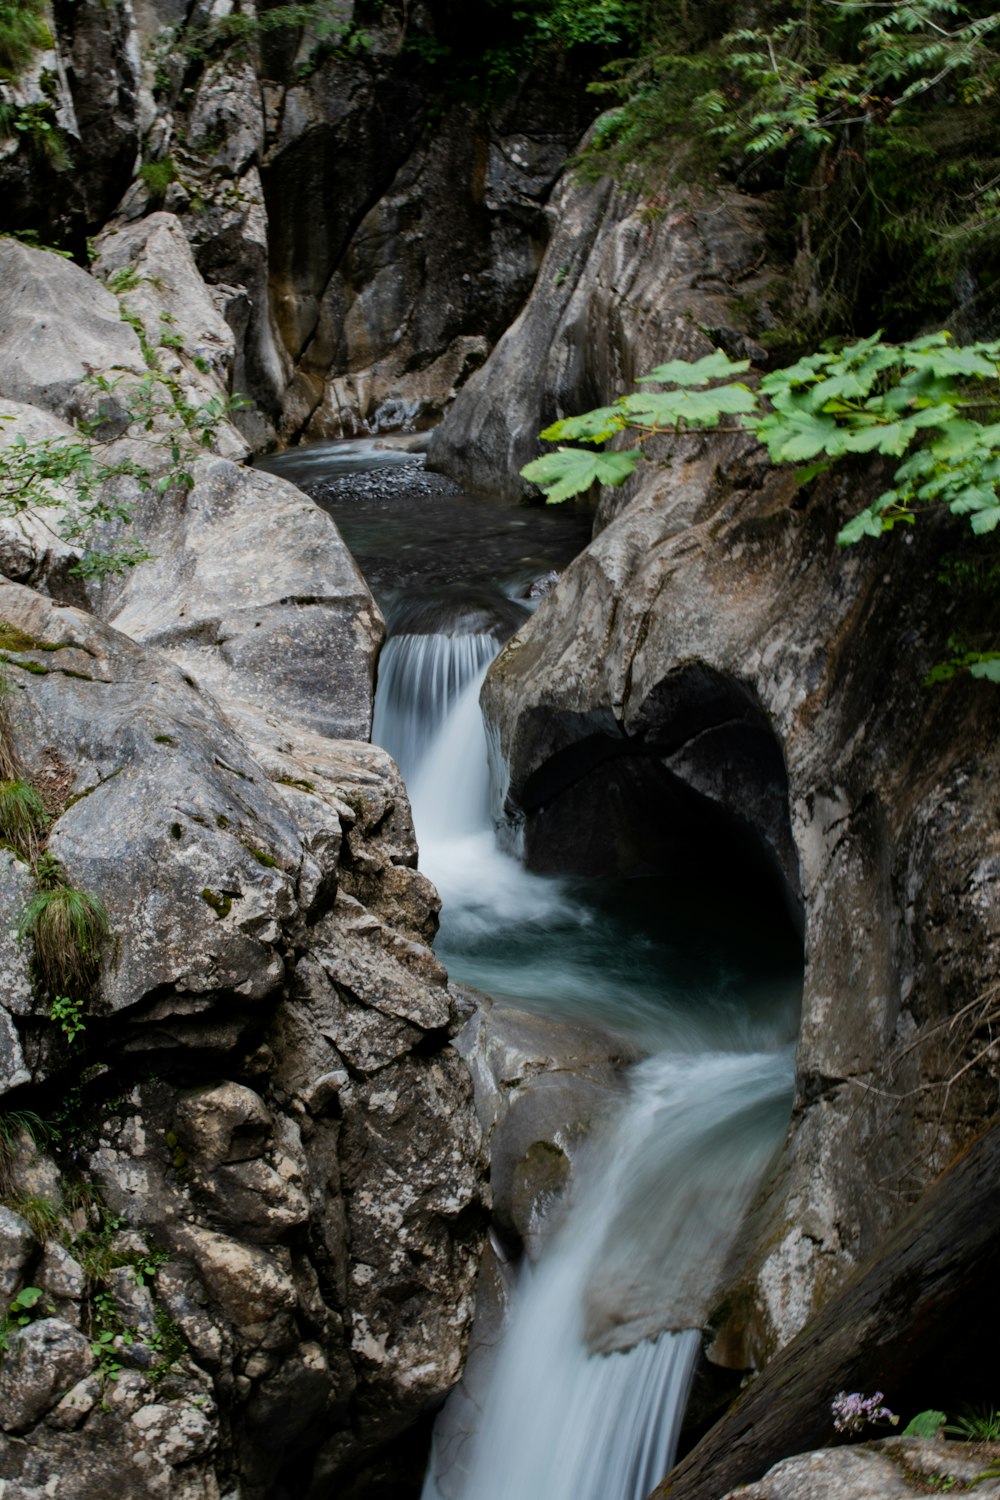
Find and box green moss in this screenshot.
[0,653,48,675]
[275,775,315,793]
[64,769,123,810]
[215,757,252,782]
[215,814,230,829]
[248,845,278,868]
[0,622,63,652]
[152,735,177,746]
[200,888,232,919]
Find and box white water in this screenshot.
[372,629,797,1500]
[374,632,581,938]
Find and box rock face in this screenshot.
[431,168,1000,1406]
[0,244,488,1499]
[712,1440,1000,1500]
[1,0,598,444]
[426,168,775,502]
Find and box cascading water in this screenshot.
[260,440,800,1500]
[374,626,797,1500]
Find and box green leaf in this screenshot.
[521,446,640,502]
[969,505,1000,534]
[10,1286,43,1311]
[970,658,1000,681]
[837,507,887,545]
[540,407,625,444]
[622,383,756,427]
[903,1410,948,1438]
[754,408,842,462]
[637,351,751,386]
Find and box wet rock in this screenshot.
[428,162,774,503]
[339,1048,488,1423]
[446,164,1000,1374]
[173,1083,311,1245]
[172,1224,298,1340]
[456,1000,636,1256]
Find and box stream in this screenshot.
[260,440,803,1500]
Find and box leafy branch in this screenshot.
[522,332,1000,680]
[0,369,249,579]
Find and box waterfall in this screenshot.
[375,631,581,937]
[372,625,796,1500]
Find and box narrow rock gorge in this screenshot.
[1,3,999,1500]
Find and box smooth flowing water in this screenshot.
[260,441,801,1500]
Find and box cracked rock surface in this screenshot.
[0,240,487,1500]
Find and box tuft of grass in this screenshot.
[0,0,52,80]
[4,1191,62,1242]
[948,1407,1000,1443]
[19,878,110,998]
[0,777,45,859]
[138,157,176,200]
[0,1109,52,1194]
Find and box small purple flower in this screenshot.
[832,1390,899,1434]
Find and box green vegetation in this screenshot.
[0,0,51,78]
[0,1286,44,1353]
[0,776,45,858]
[947,1406,1000,1440]
[201,887,232,919]
[50,991,86,1045]
[18,859,110,1000]
[576,1,1000,342]
[524,332,1000,678]
[0,366,248,580]
[137,156,177,200]
[904,1407,949,1436]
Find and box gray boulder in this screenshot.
[106,455,384,743]
[716,1441,1000,1500]
[0,1319,94,1433]
[0,240,144,420]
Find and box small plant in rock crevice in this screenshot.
[49,992,86,1045]
[0,1287,45,1355]
[0,1109,51,1194]
[948,1406,1000,1442]
[18,854,109,1006]
[0,0,51,78]
[832,1389,900,1434]
[0,776,46,859]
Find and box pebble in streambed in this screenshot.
[304,460,464,507]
